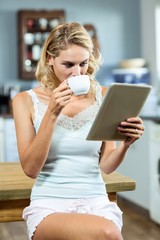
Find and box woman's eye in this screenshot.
[80,62,88,67]
[62,61,88,68]
[63,63,74,68]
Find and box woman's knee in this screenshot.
[99,221,123,240]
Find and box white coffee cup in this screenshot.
[67,75,90,95]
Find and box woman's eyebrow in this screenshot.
[62,59,88,64]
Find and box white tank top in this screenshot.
[27,82,107,200]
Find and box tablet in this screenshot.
[86,83,152,141]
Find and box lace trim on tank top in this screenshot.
[57,101,99,131]
[27,83,102,131]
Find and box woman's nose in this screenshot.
[72,66,81,76]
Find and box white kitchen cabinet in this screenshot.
[118,119,160,224]
[148,121,160,224]
[117,120,151,210]
[0,117,19,162]
[0,118,4,162]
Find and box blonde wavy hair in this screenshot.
[35,22,102,91]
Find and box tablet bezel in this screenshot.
[86,83,152,141]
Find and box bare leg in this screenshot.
[33,213,123,240]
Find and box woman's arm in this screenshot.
[13,83,72,179]
[99,86,144,174]
[13,92,56,178]
[100,116,144,174]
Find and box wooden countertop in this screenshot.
[0,162,136,201]
[0,114,13,119]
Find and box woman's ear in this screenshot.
[48,55,54,65]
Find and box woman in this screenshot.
[13,22,144,240]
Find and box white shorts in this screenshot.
[23,195,123,240]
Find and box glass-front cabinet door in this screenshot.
[17,10,65,80]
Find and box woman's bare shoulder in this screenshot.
[101,86,108,96]
[12,91,31,106]
[12,90,36,116]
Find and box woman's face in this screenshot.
[48,44,89,83]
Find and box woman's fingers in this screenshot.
[118,117,145,139]
[126,116,143,125]
[48,83,72,115]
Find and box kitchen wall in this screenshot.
[140,0,160,88]
[0,0,141,89]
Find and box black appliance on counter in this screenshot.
[0,95,10,114]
